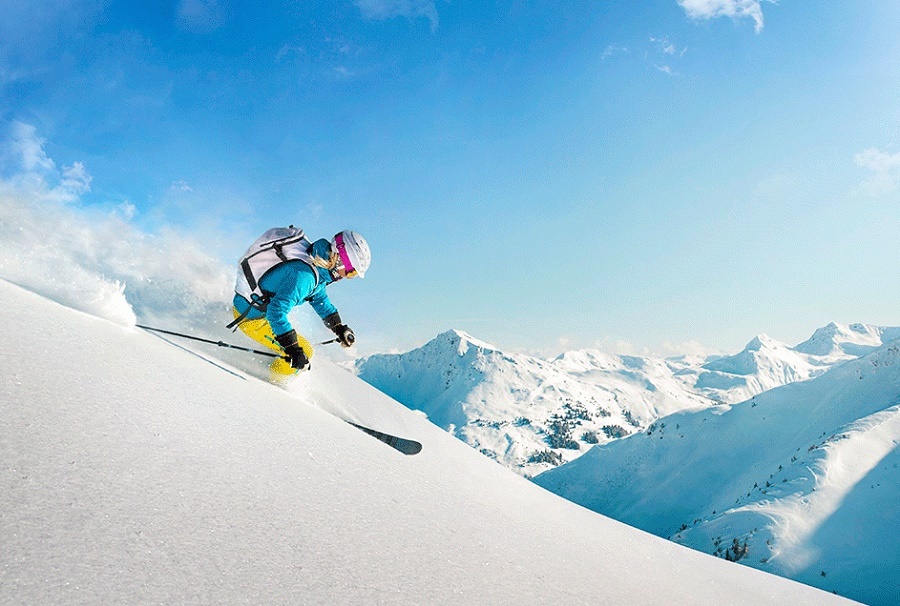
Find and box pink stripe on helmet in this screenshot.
[335,232,355,273]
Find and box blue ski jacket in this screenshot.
[232,238,339,337]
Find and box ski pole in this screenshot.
[137,324,341,354]
[136,324,283,358]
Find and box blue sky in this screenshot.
[2,0,899,356]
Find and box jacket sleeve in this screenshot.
[307,284,338,321]
[260,263,319,337]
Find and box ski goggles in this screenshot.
[334,232,358,277]
[334,233,359,278]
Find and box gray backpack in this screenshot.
[228,226,319,329]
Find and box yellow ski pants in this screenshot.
[232,308,314,376]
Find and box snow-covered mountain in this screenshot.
[351,329,715,476]
[794,322,900,358]
[693,333,824,403]
[351,324,897,476]
[1,278,856,606]
[694,325,900,404]
[534,337,900,606]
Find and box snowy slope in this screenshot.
[534,338,900,606]
[0,279,857,606]
[352,329,715,476]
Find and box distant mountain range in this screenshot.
[351,322,900,605]
[351,323,900,476]
[697,323,900,403]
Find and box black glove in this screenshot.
[274,329,309,370]
[323,312,356,348]
[336,325,355,348]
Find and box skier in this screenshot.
[229,227,371,376]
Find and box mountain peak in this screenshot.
[701,333,797,379]
[434,329,499,355]
[745,334,783,352]
[794,322,885,357]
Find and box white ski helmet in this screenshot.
[332,230,371,278]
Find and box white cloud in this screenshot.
[1,122,92,203]
[647,37,686,75]
[677,0,775,33]
[170,180,194,193]
[658,340,721,359]
[650,36,677,55]
[355,0,440,31]
[855,147,900,196]
[61,162,92,196]
[611,339,641,355]
[115,201,137,222]
[601,45,629,60]
[855,148,900,173]
[5,121,56,173]
[655,64,676,76]
[580,336,721,359]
